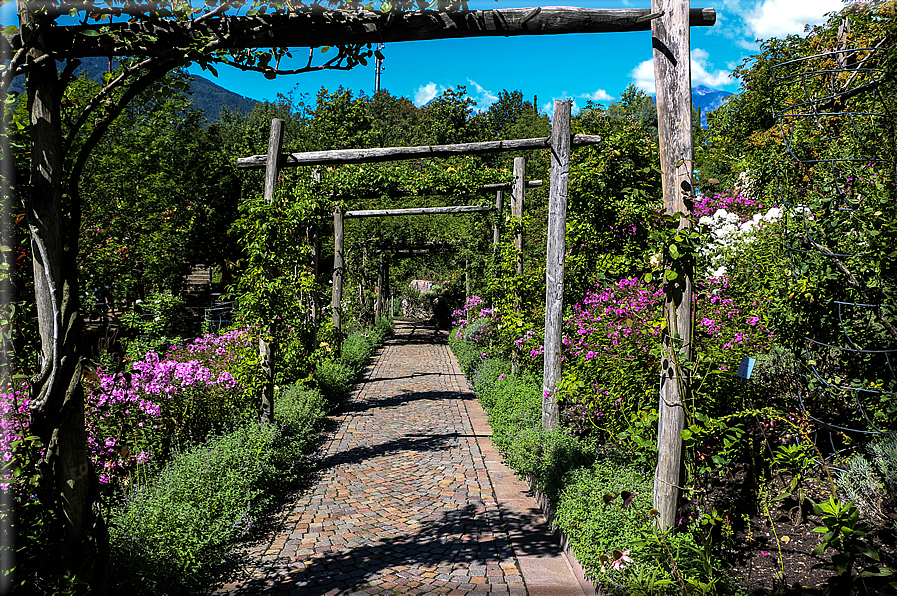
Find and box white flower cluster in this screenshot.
[699,207,783,278]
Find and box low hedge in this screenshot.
[108,319,393,594]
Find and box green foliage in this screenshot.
[315,360,355,405]
[120,291,187,339]
[810,496,894,591]
[77,69,241,299]
[553,462,653,584]
[566,102,663,299]
[108,419,312,594]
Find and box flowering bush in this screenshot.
[555,275,774,460]
[85,327,254,490]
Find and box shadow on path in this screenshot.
[235,498,560,595]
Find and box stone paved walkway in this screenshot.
[217,320,585,596]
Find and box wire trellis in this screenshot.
[770,33,897,453]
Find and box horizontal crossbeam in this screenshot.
[237,135,602,169]
[12,7,716,58]
[344,205,492,218]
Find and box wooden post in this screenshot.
[310,222,320,324]
[652,0,695,530]
[493,190,504,252]
[542,100,571,431]
[376,259,384,319]
[259,118,284,424]
[511,156,526,278]
[332,206,344,353]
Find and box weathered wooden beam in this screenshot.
[27,8,717,58]
[237,135,602,169]
[344,205,492,218]
[332,207,345,352]
[542,100,571,432]
[652,0,695,531]
[479,180,542,192]
[493,190,504,250]
[390,248,455,257]
[264,119,284,202]
[511,157,525,278]
[259,118,283,425]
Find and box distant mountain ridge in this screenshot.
[8,56,257,121]
[691,85,735,126]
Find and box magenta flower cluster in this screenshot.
[563,277,664,362]
[1,383,32,492]
[83,327,251,489]
[694,192,764,222]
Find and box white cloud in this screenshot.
[691,48,734,88]
[630,48,733,93]
[467,79,498,112]
[631,59,656,94]
[744,0,843,39]
[579,89,614,103]
[414,82,445,106]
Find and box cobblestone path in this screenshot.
[218,320,584,596]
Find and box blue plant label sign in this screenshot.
[737,356,756,380]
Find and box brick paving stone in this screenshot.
[215,320,581,596]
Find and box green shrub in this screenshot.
[340,330,376,373]
[316,360,355,404]
[109,421,308,594]
[553,461,653,583]
[121,291,187,339]
[451,332,487,378]
[471,357,511,395]
[275,384,328,443]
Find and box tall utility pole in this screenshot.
[374,42,385,93]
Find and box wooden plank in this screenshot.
[479,180,542,191]
[332,207,345,353]
[237,135,602,169]
[512,157,525,278]
[44,8,718,58]
[652,0,696,531]
[344,205,493,218]
[542,100,571,432]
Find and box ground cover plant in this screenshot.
[1,314,391,594]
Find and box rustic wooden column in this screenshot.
[492,189,504,252]
[259,118,284,424]
[376,259,384,319]
[542,100,572,431]
[332,206,345,353]
[652,0,695,530]
[511,156,526,278]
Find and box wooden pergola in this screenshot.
[10,1,712,581]
[235,0,710,530]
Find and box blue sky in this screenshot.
[0,1,845,113]
[183,0,845,114]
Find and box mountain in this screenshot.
[8,56,257,122]
[691,85,735,126]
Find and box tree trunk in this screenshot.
[21,6,108,589]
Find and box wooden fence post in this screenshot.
[332,206,344,354]
[652,0,695,530]
[493,189,504,252]
[511,156,525,279]
[259,118,284,424]
[542,100,571,431]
